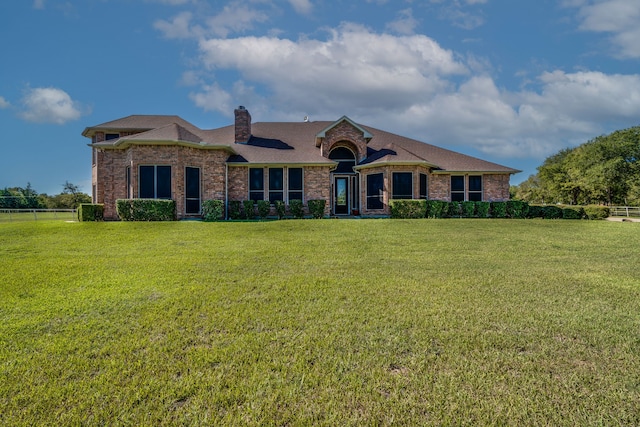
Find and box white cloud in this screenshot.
[155,2,269,39]
[19,87,85,124]
[0,96,10,109]
[196,23,467,114]
[571,0,640,58]
[187,21,640,161]
[154,11,197,39]
[386,8,419,35]
[33,0,45,10]
[288,0,312,15]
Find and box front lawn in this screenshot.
[1,219,639,425]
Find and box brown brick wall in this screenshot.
[484,174,511,201]
[429,174,450,201]
[321,121,368,162]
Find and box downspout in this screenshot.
[225,162,229,220]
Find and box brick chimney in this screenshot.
[234,106,251,143]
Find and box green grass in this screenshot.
[2,219,640,425]
[0,210,77,222]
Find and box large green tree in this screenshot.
[514,126,640,205]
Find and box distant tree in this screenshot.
[0,183,44,209]
[55,181,91,209]
[514,126,640,205]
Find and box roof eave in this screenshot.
[89,140,236,153]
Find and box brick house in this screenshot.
[82,106,519,220]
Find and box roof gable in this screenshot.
[315,116,373,147]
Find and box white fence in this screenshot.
[0,209,77,222]
[609,206,640,218]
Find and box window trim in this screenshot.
[419,173,428,199]
[268,167,284,203]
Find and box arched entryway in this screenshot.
[329,146,359,215]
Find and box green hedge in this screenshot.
[490,202,507,218]
[202,199,224,221]
[425,200,448,218]
[274,200,286,219]
[78,204,104,222]
[476,201,490,218]
[584,205,610,220]
[562,206,584,219]
[257,200,271,219]
[308,199,326,219]
[389,200,426,219]
[116,199,176,221]
[243,200,255,219]
[506,200,529,218]
[289,199,304,219]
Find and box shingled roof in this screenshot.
[84,114,519,173]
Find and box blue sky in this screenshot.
[1,0,640,195]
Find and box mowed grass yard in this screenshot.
[1,219,640,426]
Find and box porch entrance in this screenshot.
[332,175,359,215]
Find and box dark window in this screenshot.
[451,175,465,201]
[329,146,356,173]
[419,173,428,199]
[249,168,264,201]
[105,133,119,140]
[139,165,171,199]
[469,175,482,201]
[269,168,284,203]
[185,167,201,214]
[366,173,384,210]
[392,172,413,199]
[288,167,303,201]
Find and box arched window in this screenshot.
[329,146,356,173]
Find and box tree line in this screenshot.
[0,182,91,209]
[512,126,640,206]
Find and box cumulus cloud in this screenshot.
[19,87,86,124]
[154,11,196,39]
[196,23,467,115]
[431,0,486,29]
[570,0,640,58]
[187,22,640,161]
[0,96,10,109]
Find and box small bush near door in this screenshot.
[289,199,304,219]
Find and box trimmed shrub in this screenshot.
[78,204,104,222]
[243,200,255,219]
[461,201,475,218]
[541,205,563,219]
[308,199,327,219]
[202,199,224,221]
[274,200,286,219]
[425,200,447,218]
[562,206,584,220]
[584,205,610,220]
[527,205,545,218]
[447,202,461,218]
[475,201,490,218]
[257,200,271,219]
[506,200,529,219]
[289,199,304,219]
[390,200,427,219]
[490,201,507,218]
[116,199,176,221]
[228,200,242,220]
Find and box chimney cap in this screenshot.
[237,105,246,110]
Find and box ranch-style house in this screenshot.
[83,106,519,220]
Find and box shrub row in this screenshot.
[116,199,176,221]
[390,199,610,220]
[224,199,326,221]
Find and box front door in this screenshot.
[334,176,349,215]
